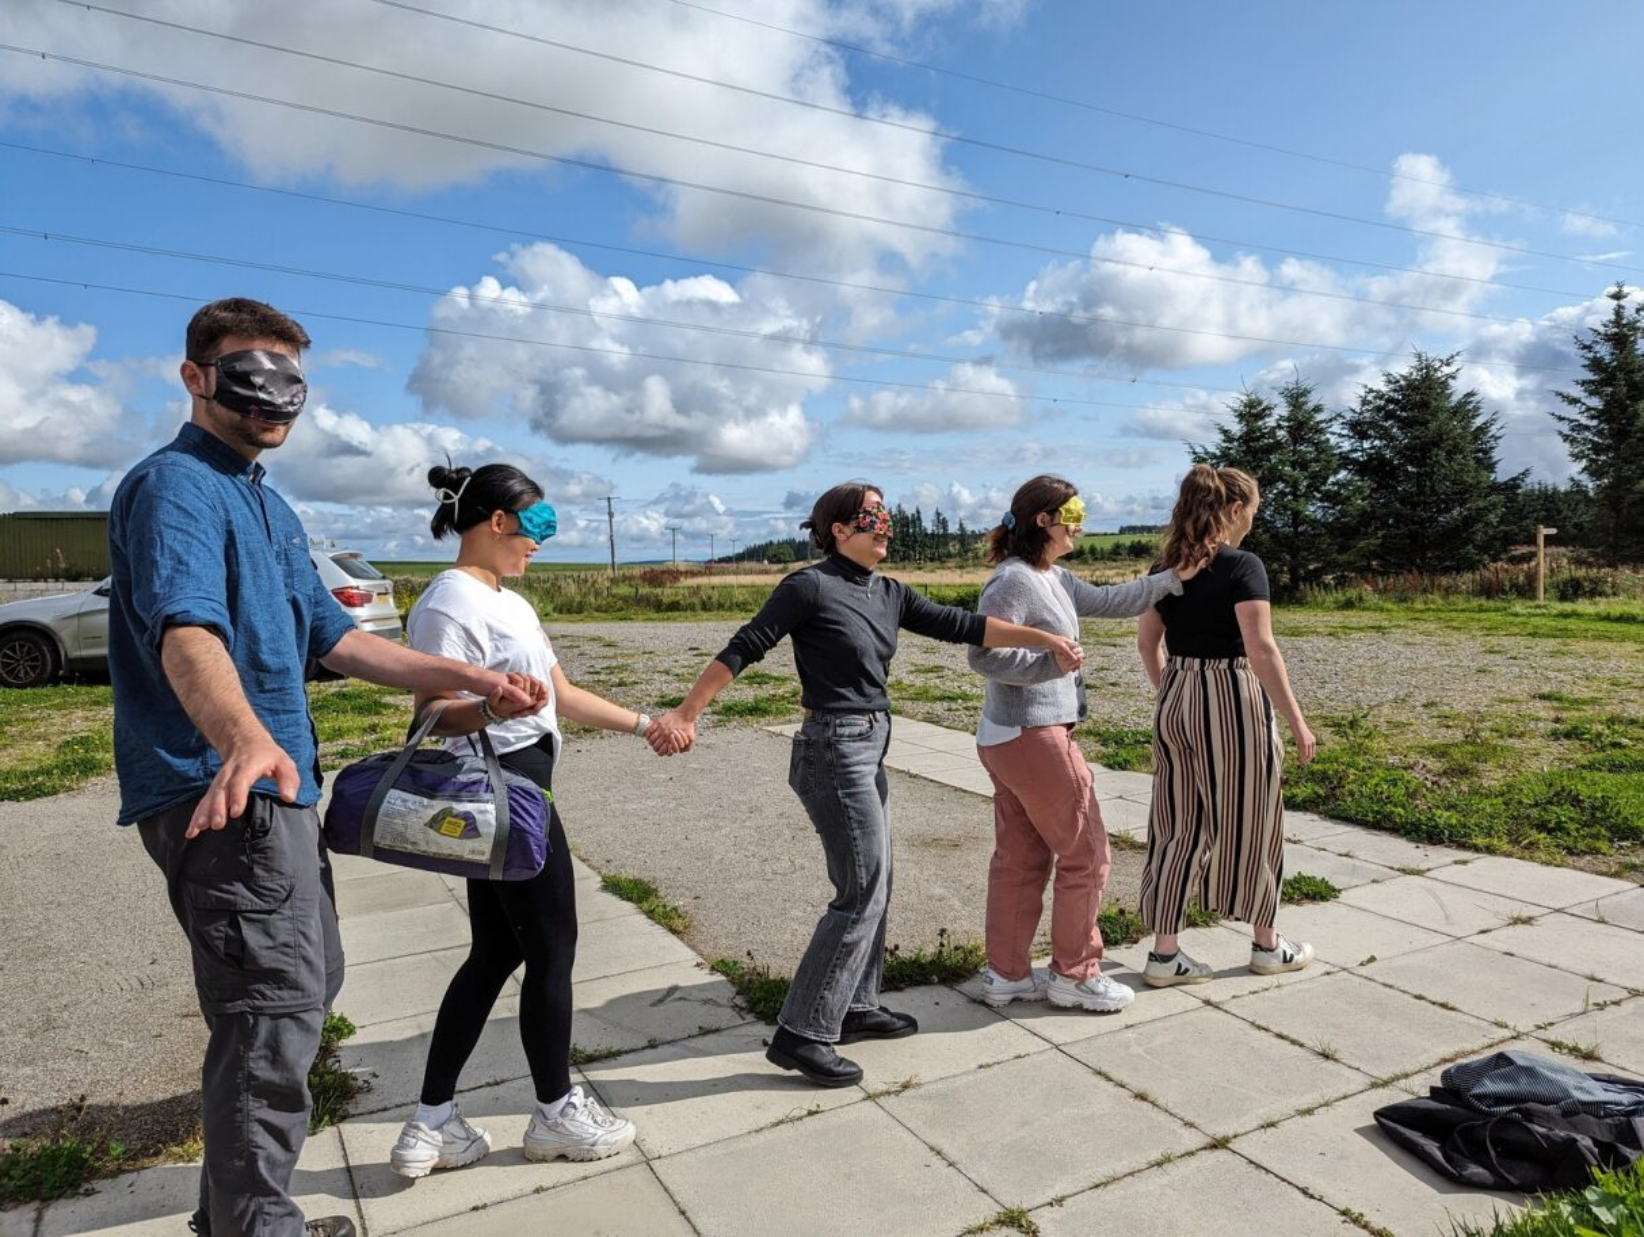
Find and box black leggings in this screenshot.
[420,735,578,1106]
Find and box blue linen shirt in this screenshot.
[108,423,356,825]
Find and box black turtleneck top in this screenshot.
[715,554,989,712]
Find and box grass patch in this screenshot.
[1542,1038,1602,1063]
[1079,723,1154,772]
[599,873,690,935]
[1098,904,1149,947]
[308,1012,367,1134]
[962,1207,1041,1236]
[889,680,983,704]
[568,1043,629,1067]
[714,693,800,720]
[310,682,411,763]
[1448,1158,1644,1235]
[710,956,791,1024]
[1281,873,1342,905]
[882,930,985,989]
[0,1130,119,1205]
[0,682,115,800]
[1183,901,1223,928]
[653,693,686,709]
[735,670,789,687]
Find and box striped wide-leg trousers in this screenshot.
[1139,655,1285,934]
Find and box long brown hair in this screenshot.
[985,474,1077,567]
[1156,464,1258,571]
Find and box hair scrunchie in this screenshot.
[1000,511,1017,530]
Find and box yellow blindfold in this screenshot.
[1056,496,1086,527]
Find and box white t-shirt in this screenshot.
[406,569,561,757]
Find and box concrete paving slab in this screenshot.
[1283,842,1396,891]
[653,1100,989,1237]
[0,1205,34,1237]
[1533,998,1644,1076]
[1105,925,1340,1003]
[955,964,1201,1047]
[1566,887,1644,932]
[887,750,985,778]
[881,1050,1203,1208]
[1266,900,1451,969]
[328,850,386,882]
[1303,829,1472,872]
[572,912,702,983]
[1368,940,1626,1030]
[931,766,998,797]
[1063,1005,1368,1138]
[582,1022,862,1160]
[337,946,479,1028]
[334,869,456,918]
[839,984,1048,1084]
[1338,874,1544,938]
[1430,856,1635,909]
[1234,1084,1522,1237]
[341,1074,640,1236]
[576,888,649,925]
[1092,768,1154,799]
[1036,1149,1353,1237]
[1095,795,1151,838]
[1282,810,1356,842]
[39,1128,358,1237]
[1221,971,1506,1080]
[570,960,746,1057]
[338,995,527,1117]
[902,729,982,756]
[340,901,475,966]
[1474,913,1644,991]
[395,1163,695,1237]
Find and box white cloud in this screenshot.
[2,0,967,279]
[993,154,1511,372]
[0,300,138,468]
[309,347,386,370]
[841,361,1024,432]
[408,243,831,473]
[1560,210,1621,240]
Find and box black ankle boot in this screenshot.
[765,1027,864,1087]
[838,1006,920,1043]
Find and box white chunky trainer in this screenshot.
[389,1107,491,1180]
[523,1086,636,1163]
[1047,971,1135,1013]
[980,967,1049,1008]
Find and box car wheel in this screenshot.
[0,629,59,689]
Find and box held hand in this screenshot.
[488,672,548,720]
[1048,636,1084,674]
[187,733,299,839]
[648,709,696,756]
[1290,719,1317,765]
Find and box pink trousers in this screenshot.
[978,724,1110,981]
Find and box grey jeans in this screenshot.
[138,793,345,1237]
[778,711,893,1042]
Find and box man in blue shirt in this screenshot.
[109,298,544,1237]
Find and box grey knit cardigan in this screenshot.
[967,558,1183,728]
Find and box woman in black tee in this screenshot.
[1135,465,1317,988]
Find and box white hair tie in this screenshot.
[435,473,472,512]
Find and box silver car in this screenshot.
[0,548,403,688]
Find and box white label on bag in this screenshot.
[373,789,499,865]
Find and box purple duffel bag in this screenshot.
[323,701,550,881]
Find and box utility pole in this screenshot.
[1536,525,1558,602]
[604,496,617,576]
[709,532,716,564]
[730,538,739,564]
[667,525,681,566]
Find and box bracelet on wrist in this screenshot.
[633,712,651,737]
[478,697,503,726]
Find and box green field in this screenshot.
[377,559,614,578]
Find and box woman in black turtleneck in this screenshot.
[652,482,1080,1087]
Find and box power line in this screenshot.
[43,2,1618,301]
[6,142,1614,376]
[655,0,1644,236]
[348,0,1644,275]
[0,47,1619,335]
[0,270,1575,438]
[0,223,1592,383]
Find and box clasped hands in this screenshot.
[483,671,549,719]
[645,709,695,758]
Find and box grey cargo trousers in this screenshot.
[139,793,345,1237]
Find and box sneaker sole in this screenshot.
[390,1137,490,1180]
[764,1045,863,1088]
[523,1128,635,1163]
[980,988,1049,1008]
[1142,971,1213,988]
[1249,959,1313,975]
[1047,993,1133,1013]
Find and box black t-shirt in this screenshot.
[1154,547,1271,658]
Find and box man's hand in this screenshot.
[1048,636,1084,674]
[187,732,299,839]
[647,709,696,756]
[488,672,548,720]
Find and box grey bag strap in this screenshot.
[360,701,513,881]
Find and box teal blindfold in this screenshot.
[515,502,558,542]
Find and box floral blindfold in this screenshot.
[847,503,894,538]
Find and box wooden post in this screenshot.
[1536,525,1558,602]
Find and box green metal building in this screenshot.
[0,512,111,580]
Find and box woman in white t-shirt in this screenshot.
[388,463,670,1179]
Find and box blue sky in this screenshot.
[2,0,1641,561]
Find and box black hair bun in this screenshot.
[427,464,472,492]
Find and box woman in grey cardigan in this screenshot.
[969,475,1196,1013]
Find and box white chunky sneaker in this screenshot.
[980,967,1049,1008]
[1047,971,1135,1013]
[1250,935,1315,976]
[1142,950,1214,988]
[389,1107,491,1180]
[523,1086,636,1163]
